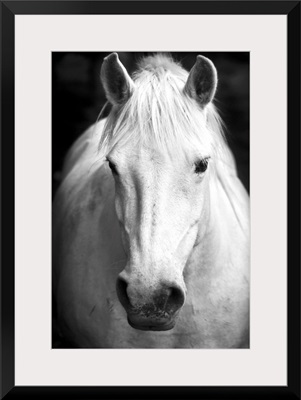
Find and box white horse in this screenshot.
[53,53,249,348]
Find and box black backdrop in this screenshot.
[52,52,249,195]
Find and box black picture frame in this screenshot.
[1,1,300,399]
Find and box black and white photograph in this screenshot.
[2,0,300,398]
[52,52,250,349]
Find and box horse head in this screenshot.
[100,53,218,331]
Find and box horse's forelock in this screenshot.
[99,55,227,162]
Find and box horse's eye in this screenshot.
[108,160,118,175]
[194,158,209,174]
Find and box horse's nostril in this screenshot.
[116,276,185,316]
[166,286,185,313]
[116,276,131,310]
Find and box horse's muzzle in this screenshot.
[127,315,176,331]
[116,275,185,331]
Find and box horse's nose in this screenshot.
[116,275,131,310]
[153,286,185,314]
[116,275,185,314]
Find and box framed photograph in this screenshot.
[1,1,300,399]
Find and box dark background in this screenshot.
[52,52,249,195]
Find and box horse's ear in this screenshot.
[100,53,135,106]
[184,55,217,108]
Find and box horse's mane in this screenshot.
[98,54,234,169]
